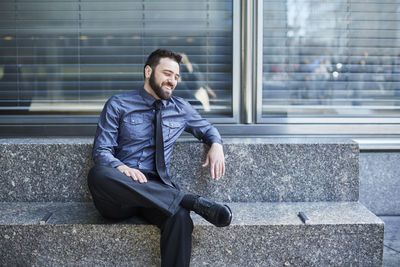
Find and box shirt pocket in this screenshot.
[163,120,184,139]
[121,114,151,140]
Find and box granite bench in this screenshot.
[0,138,384,266]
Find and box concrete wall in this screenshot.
[360,152,400,216]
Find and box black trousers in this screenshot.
[87,165,193,267]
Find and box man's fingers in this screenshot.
[129,171,138,181]
[130,172,137,181]
[214,161,225,180]
[131,170,147,184]
[206,159,226,179]
[202,157,209,167]
[210,162,216,179]
[214,162,221,180]
[122,170,130,177]
[205,142,225,180]
[137,172,148,183]
[218,161,225,177]
[120,168,147,183]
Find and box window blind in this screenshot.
[262,0,400,120]
[0,0,233,117]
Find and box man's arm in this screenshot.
[93,96,147,183]
[183,102,225,179]
[92,96,124,167]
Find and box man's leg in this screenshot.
[88,165,193,266]
[87,165,185,217]
[139,206,193,267]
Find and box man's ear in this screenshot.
[145,65,152,79]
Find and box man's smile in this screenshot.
[162,82,174,91]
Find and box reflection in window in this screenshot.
[0,1,233,117]
[262,0,400,119]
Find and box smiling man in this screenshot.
[88,49,232,267]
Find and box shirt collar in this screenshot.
[139,88,176,108]
[139,88,156,107]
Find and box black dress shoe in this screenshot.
[193,197,232,227]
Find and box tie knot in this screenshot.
[153,100,163,111]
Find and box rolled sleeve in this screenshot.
[183,102,223,147]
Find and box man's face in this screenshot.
[148,57,180,100]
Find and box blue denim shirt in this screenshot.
[93,88,223,173]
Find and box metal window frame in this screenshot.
[212,0,241,124]
[255,0,263,124]
[241,0,255,124]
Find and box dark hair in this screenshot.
[144,49,182,78]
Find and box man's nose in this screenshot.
[168,77,177,85]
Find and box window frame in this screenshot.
[255,0,400,133]
[0,0,241,128]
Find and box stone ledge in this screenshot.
[0,202,383,266]
[0,137,359,202]
[0,201,383,226]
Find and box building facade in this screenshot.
[0,0,399,215]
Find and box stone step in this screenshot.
[0,201,383,266]
[0,137,359,202]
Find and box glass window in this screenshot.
[261,0,400,122]
[0,0,234,118]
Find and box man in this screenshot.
[88,49,232,267]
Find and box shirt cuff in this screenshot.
[110,160,124,168]
[204,137,223,147]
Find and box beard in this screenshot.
[149,72,173,100]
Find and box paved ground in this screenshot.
[380,216,400,267]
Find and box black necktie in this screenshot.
[154,100,172,186]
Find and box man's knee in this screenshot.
[170,207,193,231]
[88,165,113,187]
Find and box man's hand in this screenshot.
[116,165,147,184]
[202,143,225,180]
